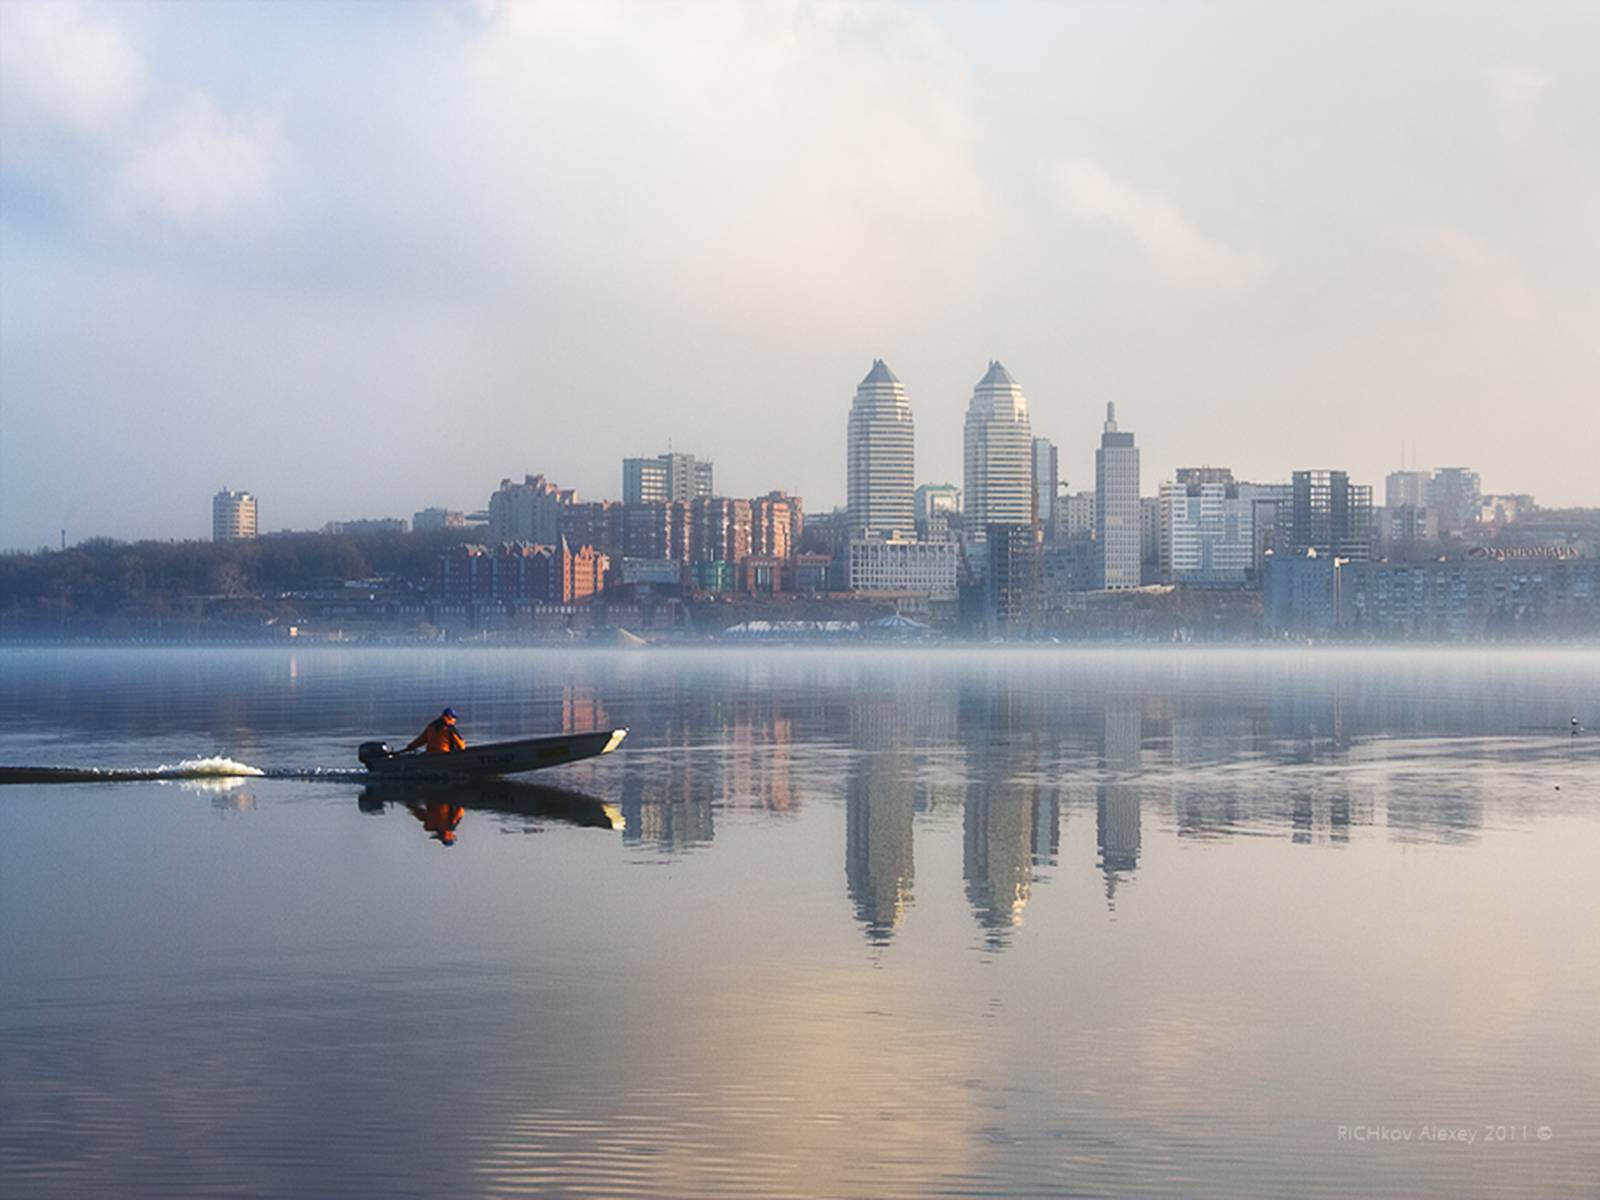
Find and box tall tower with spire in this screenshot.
[1095,402,1140,589]
[846,360,916,539]
[963,361,1034,550]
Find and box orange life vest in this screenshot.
[424,718,465,754]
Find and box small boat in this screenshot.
[357,729,627,778]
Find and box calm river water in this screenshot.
[1,646,1596,1198]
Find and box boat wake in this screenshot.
[156,755,265,778]
[0,757,370,785]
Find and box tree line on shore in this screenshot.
[0,530,475,618]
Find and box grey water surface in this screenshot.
[1,646,1596,1199]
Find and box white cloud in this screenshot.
[447,0,999,316]
[111,98,279,224]
[0,0,144,135]
[0,1,280,230]
[1052,159,1262,288]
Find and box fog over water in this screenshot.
[1,647,1597,1198]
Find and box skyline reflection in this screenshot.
[5,649,1589,952]
[4,649,1597,1200]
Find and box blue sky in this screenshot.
[2,0,1596,546]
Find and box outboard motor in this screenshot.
[358,741,392,769]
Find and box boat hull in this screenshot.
[360,729,627,778]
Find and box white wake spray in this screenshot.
[153,756,266,779]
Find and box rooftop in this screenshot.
[860,359,901,386]
[978,360,1017,388]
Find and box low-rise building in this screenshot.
[915,483,961,542]
[413,507,466,531]
[739,555,786,595]
[1478,494,1534,526]
[438,539,608,606]
[1263,551,1337,634]
[692,560,734,593]
[323,517,407,536]
[1374,504,1439,558]
[619,558,684,587]
[800,508,852,557]
[1343,557,1598,637]
[1040,535,1096,599]
[1266,552,1600,638]
[847,538,959,598]
[791,553,835,594]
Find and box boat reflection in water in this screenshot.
[358,779,624,845]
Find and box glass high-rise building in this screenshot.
[1095,403,1140,590]
[846,360,916,539]
[963,361,1033,551]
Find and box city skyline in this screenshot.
[5,343,1587,548]
[31,369,1579,555]
[189,393,1541,545]
[3,1,1599,548]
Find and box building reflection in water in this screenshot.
[561,685,610,734]
[963,782,1059,947]
[1096,698,1143,906]
[960,678,1060,947]
[619,763,714,853]
[841,690,936,945]
[844,749,915,944]
[542,658,1489,942]
[1385,787,1483,845]
[615,681,814,852]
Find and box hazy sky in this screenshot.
[1,0,1596,547]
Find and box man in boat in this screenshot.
[404,707,467,754]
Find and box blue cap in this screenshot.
[441,707,457,719]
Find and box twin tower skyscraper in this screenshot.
[846,359,1035,546]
